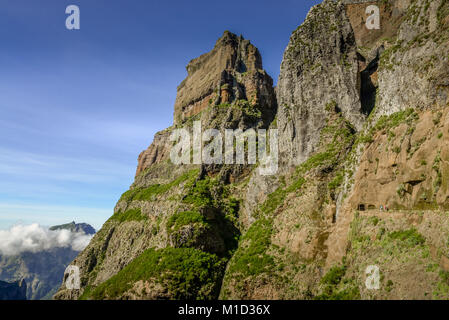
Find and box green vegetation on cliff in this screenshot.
[222,105,357,299]
[80,247,224,300]
[389,228,426,247]
[227,218,274,277]
[119,169,199,203]
[166,211,206,231]
[314,264,360,300]
[109,208,147,223]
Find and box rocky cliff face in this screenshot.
[174,31,276,125]
[277,0,364,168]
[56,0,449,300]
[136,31,277,176]
[375,0,449,117]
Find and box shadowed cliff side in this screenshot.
[0,279,26,300]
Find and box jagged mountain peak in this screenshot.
[49,221,96,235]
[174,30,274,125]
[135,30,277,176]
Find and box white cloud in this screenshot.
[0,223,93,256]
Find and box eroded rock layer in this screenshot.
[174,31,276,125]
[135,31,277,176]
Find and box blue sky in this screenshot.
[0,0,321,230]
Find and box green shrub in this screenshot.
[437,0,449,24]
[321,265,346,286]
[328,171,344,191]
[166,211,206,232]
[325,100,337,112]
[260,187,285,215]
[386,279,394,292]
[433,111,443,125]
[392,146,401,154]
[371,109,418,136]
[389,228,426,247]
[183,177,215,207]
[439,270,449,285]
[80,247,223,300]
[397,184,406,197]
[315,265,361,300]
[369,216,379,226]
[233,100,262,118]
[320,286,360,300]
[119,169,198,203]
[224,197,240,223]
[358,133,374,144]
[377,227,386,240]
[109,208,146,223]
[227,218,274,277]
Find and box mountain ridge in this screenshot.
[55,0,449,300]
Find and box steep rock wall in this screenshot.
[276,0,365,169]
[174,31,276,125]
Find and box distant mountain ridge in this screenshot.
[50,221,96,235]
[0,222,95,300]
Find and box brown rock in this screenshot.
[136,127,173,176]
[174,31,276,124]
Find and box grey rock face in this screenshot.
[376,0,449,117]
[276,0,365,169]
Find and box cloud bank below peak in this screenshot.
[0,223,93,256]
